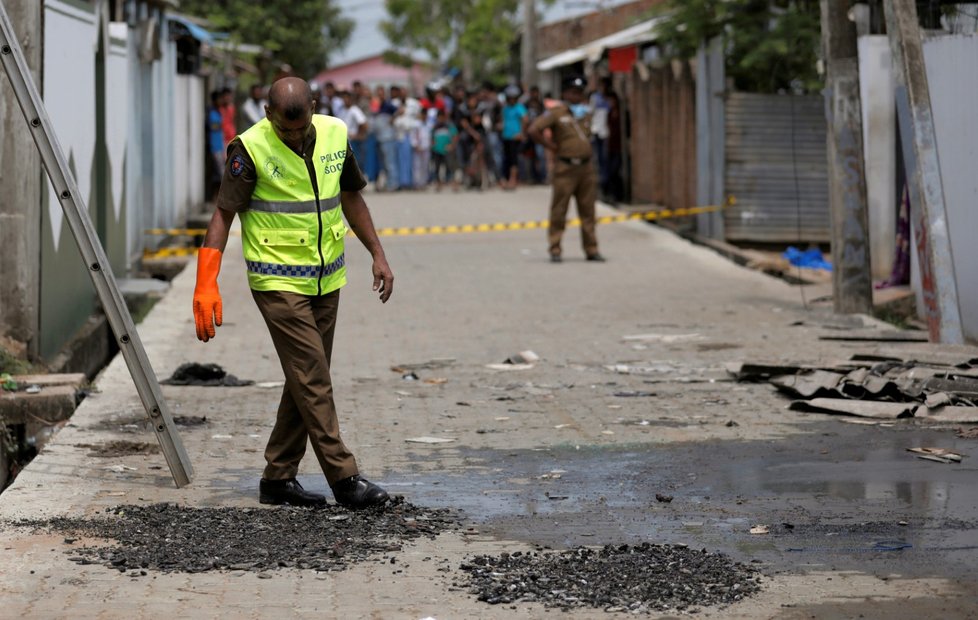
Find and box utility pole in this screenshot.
[820,0,874,314]
[883,0,963,343]
[522,0,538,88]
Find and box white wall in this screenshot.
[857,36,897,281]
[106,24,130,256]
[42,0,97,251]
[923,35,978,342]
[172,74,205,224]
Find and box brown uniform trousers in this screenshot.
[549,160,599,258]
[251,289,359,486]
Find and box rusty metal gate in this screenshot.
[724,92,830,242]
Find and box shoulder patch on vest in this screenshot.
[229,154,246,177]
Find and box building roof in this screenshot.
[537,17,665,71]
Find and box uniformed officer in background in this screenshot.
[528,75,604,263]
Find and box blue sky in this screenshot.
[331,0,636,66]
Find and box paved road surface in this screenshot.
[1,187,975,618]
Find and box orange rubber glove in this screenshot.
[193,247,223,342]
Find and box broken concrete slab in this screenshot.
[0,385,80,425]
[9,373,86,388]
[789,399,916,419]
[818,329,929,342]
[914,406,978,424]
[770,371,846,399]
[726,360,866,381]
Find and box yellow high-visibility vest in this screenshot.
[237,115,349,296]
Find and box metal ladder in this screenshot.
[0,6,194,486]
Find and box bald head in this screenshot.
[267,77,313,121]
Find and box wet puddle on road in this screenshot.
[387,423,978,578]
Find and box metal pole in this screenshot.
[522,0,538,88]
[695,36,725,240]
[883,0,963,343]
[820,0,874,315]
[0,5,194,486]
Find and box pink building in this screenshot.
[311,54,436,95]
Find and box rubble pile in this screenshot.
[729,347,978,422]
[18,499,458,574]
[459,543,761,612]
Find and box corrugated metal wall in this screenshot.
[724,93,830,242]
[629,61,696,209]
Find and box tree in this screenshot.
[178,0,354,80]
[653,0,822,93]
[381,0,523,84]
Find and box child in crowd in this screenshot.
[430,110,459,192]
[410,108,432,190]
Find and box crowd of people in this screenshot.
[208,77,625,202]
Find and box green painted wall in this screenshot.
[38,155,98,359]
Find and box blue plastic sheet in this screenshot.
[783,246,833,271]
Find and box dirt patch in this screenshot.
[17,500,458,574]
[458,544,761,613]
[90,415,208,434]
[172,415,208,427]
[696,342,743,352]
[957,427,978,439]
[79,440,160,458]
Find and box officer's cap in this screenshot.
[561,75,586,92]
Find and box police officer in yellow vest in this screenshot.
[193,78,393,509]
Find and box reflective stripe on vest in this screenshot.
[237,115,349,296]
[247,253,345,278]
[249,195,341,214]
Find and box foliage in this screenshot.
[177,0,354,80]
[652,0,822,93]
[382,0,534,83]
[0,347,32,376]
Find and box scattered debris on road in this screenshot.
[505,350,540,365]
[172,415,208,427]
[78,440,159,458]
[486,363,534,371]
[485,351,541,371]
[749,525,770,535]
[458,544,760,612]
[622,333,704,344]
[405,436,456,444]
[957,427,978,439]
[654,493,673,503]
[16,500,458,574]
[613,390,657,398]
[907,447,964,464]
[391,358,456,373]
[160,363,253,387]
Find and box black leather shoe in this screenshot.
[259,478,327,507]
[331,475,390,509]
[586,253,606,262]
[550,254,562,263]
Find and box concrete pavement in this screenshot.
[0,186,975,619]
